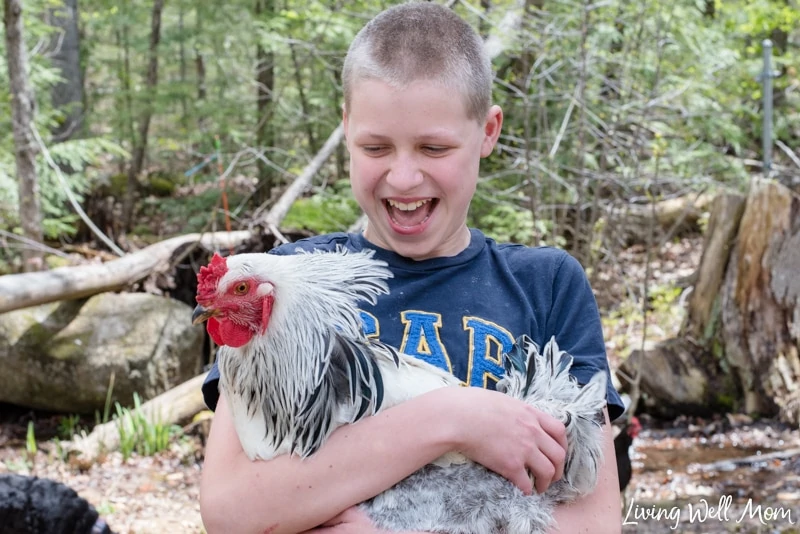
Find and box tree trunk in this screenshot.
[4,0,44,272]
[121,0,165,232]
[178,6,188,127]
[702,0,715,18]
[621,180,800,424]
[46,0,84,143]
[332,66,346,180]
[599,3,625,99]
[194,11,207,133]
[607,192,715,247]
[290,42,318,154]
[115,16,135,177]
[254,0,276,206]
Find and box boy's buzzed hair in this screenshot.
[342,2,492,122]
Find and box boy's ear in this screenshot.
[342,104,349,140]
[480,105,503,158]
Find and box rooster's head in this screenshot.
[627,416,642,438]
[192,253,275,348]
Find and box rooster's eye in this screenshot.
[234,282,249,295]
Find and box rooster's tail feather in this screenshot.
[499,335,579,404]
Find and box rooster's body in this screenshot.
[194,249,608,534]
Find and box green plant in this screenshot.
[649,284,683,315]
[26,421,37,456]
[93,371,116,427]
[95,501,116,517]
[473,203,536,246]
[52,438,67,463]
[0,138,128,239]
[283,185,362,234]
[113,393,182,460]
[4,458,32,473]
[57,414,83,440]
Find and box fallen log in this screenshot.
[545,192,716,251]
[606,192,715,247]
[68,372,208,461]
[692,447,800,472]
[0,231,252,314]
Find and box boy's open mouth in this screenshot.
[385,198,437,228]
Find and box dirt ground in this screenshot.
[0,409,206,533]
[3,409,798,534]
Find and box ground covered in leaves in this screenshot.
[0,405,206,533]
[1,235,799,533]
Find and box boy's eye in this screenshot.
[422,146,449,155]
[362,146,388,155]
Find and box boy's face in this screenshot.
[343,79,502,260]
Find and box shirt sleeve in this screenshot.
[547,252,625,421]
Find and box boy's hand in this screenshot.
[442,387,568,495]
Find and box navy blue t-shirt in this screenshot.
[202,229,624,421]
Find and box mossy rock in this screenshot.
[0,293,203,412]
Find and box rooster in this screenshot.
[193,249,608,534]
[0,473,114,534]
[615,416,641,493]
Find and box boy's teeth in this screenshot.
[388,199,430,211]
[386,198,435,228]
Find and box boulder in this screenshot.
[0,293,203,413]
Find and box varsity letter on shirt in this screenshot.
[463,317,513,388]
[398,311,453,374]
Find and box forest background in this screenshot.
[1,0,798,273]
[1,1,800,532]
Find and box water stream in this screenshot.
[622,417,800,533]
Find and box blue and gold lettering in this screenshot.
[399,311,452,373]
[463,318,514,387]
[359,311,380,338]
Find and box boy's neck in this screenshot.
[360,225,472,261]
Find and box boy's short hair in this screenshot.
[342,2,492,122]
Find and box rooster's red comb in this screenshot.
[197,253,228,301]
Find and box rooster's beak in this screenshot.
[192,305,216,325]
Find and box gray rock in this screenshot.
[0,293,203,412]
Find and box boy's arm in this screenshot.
[200,393,445,534]
[200,386,568,534]
[549,408,622,534]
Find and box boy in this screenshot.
[200,3,625,533]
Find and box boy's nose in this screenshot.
[386,155,424,191]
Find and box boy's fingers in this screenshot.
[509,467,535,495]
[527,453,557,494]
[533,410,568,481]
[521,429,567,493]
[536,409,568,450]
